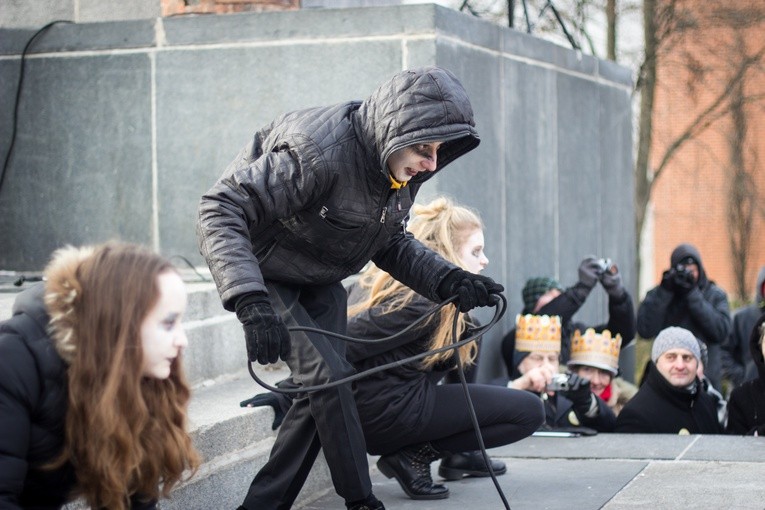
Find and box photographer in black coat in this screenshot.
[637,244,731,391]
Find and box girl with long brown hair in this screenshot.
[0,242,200,509]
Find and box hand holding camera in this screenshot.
[671,265,696,295]
[597,258,624,298]
[578,256,603,289]
[557,373,595,416]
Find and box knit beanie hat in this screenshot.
[651,327,701,363]
[521,277,563,313]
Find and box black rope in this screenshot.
[0,20,73,198]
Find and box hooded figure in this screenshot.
[637,243,731,390]
[197,67,502,510]
[726,313,765,435]
[723,266,765,387]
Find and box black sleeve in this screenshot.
[636,286,673,338]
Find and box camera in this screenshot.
[546,373,571,392]
[675,264,692,276]
[596,258,614,274]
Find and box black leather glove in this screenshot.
[235,293,291,365]
[578,256,601,289]
[660,269,676,292]
[673,268,696,295]
[437,269,504,312]
[560,373,595,416]
[599,265,624,298]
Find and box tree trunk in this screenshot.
[606,0,616,61]
[726,37,754,302]
[634,0,658,295]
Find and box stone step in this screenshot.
[162,364,336,509]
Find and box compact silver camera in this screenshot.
[546,373,571,392]
[597,258,613,274]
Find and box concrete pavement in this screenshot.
[301,433,765,510]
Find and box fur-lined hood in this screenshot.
[42,245,96,364]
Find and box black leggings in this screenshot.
[393,384,544,455]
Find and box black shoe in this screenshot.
[438,450,507,480]
[377,443,449,500]
[346,494,385,510]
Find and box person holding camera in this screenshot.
[637,243,731,391]
[501,255,636,371]
[506,315,617,432]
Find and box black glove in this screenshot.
[437,269,504,312]
[660,269,676,292]
[235,293,291,365]
[672,268,696,295]
[239,392,288,430]
[599,264,624,298]
[560,373,595,416]
[578,256,601,289]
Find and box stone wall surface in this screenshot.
[0,4,633,382]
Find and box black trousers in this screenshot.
[242,281,372,510]
[371,384,544,456]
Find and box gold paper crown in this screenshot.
[515,314,562,353]
[568,328,622,374]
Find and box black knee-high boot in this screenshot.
[376,443,449,500]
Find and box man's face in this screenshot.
[519,350,560,375]
[655,348,698,387]
[387,142,442,183]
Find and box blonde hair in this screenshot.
[349,196,484,369]
[44,242,200,509]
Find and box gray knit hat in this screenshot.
[651,327,701,363]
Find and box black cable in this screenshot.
[452,304,511,509]
[168,254,211,282]
[0,20,72,198]
[246,294,505,394]
[245,293,512,508]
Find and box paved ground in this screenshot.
[300,433,765,510]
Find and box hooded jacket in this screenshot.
[197,67,480,311]
[636,244,731,389]
[722,266,765,386]
[615,360,722,434]
[726,313,765,435]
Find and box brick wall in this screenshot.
[650,4,765,303]
[161,0,298,16]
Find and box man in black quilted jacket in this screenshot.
[197,67,503,510]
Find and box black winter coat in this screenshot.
[541,392,616,432]
[197,67,480,311]
[0,285,73,509]
[345,285,471,455]
[636,244,731,389]
[615,361,723,434]
[726,313,765,435]
[722,266,765,386]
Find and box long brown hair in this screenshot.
[44,242,200,509]
[348,196,484,368]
